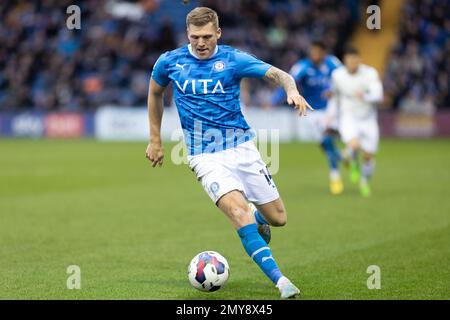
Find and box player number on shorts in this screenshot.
[260,166,274,187]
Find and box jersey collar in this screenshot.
[188,44,219,60]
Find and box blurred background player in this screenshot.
[326,46,383,197]
[271,41,343,195]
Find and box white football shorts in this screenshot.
[313,109,339,137]
[187,140,280,205]
[298,109,339,141]
[339,115,379,154]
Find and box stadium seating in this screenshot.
[0,0,447,111]
[0,0,363,111]
[383,0,449,110]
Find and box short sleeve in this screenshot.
[289,62,307,81]
[235,51,272,79]
[151,53,170,87]
[367,67,380,81]
[328,55,342,70]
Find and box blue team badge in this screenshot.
[213,61,225,72]
[210,182,220,195]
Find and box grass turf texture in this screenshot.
[0,139,449,300]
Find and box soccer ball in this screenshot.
[188,251,230,292]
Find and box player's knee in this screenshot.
[275,214,287,227]
[348,139,360,150]
[271,207,287,227]
[228,202,253,226]
[362,152,374,161]
[273,216,287,227]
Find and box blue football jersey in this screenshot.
[289,55,341,110]
[151,44,271,155]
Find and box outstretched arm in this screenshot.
[145,79,166,167]
[263,66,313,116]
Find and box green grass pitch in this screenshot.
[0,138,449,299]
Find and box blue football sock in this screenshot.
[321,135,340,170]
[254,210,269,225]
[237,223,283,284]
[332,141,342,162]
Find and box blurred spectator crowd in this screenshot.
[0,0,447,112]
[383,0,450,112]
[0,0,364,111]
[0,0,176,111]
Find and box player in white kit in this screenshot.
[326,47,383,196]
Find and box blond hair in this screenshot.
[186,7,219,29]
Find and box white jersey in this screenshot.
[327,64,383,154]
[328,64,383,120]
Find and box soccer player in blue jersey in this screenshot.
[271,41,343,195]
[145,7,312,299]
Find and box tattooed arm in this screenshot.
[264,66,313,116]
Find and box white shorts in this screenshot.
[300,109,339,141]
[187,140,280,205]
[339,115,379,154]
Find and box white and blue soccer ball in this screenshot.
[188,251,230,292]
